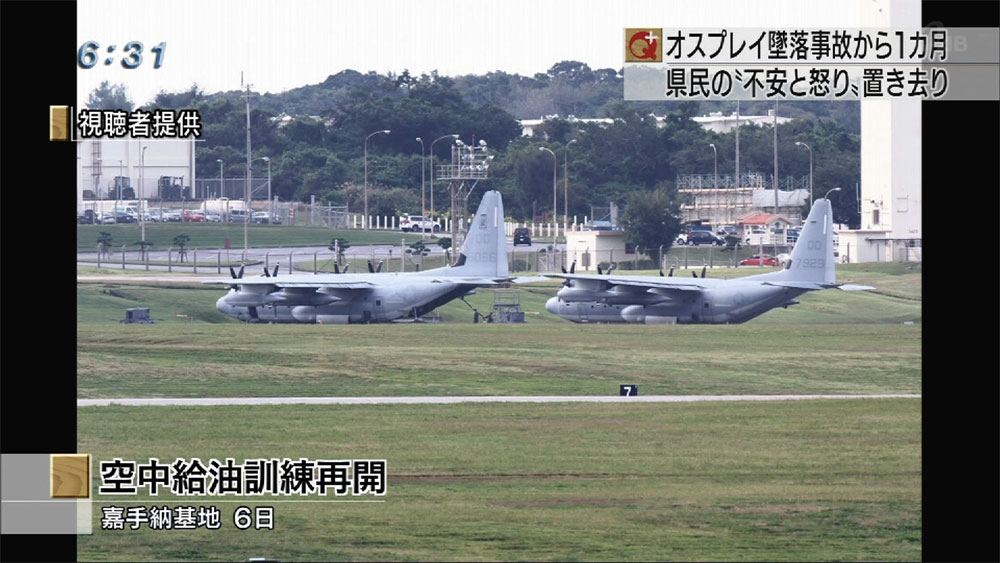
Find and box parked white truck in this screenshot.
[200,197,247,216]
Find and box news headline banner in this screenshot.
[623,28,999,101]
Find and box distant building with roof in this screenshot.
[519,111,793,138]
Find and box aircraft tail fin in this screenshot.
[750,198,836,285]
[447,190,509,278]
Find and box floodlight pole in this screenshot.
[709,143,718,190]
[540,147,557,236]
[564,139,576,232]
[364,129,390,230]
[416,137,426,239]
[140,145,147,242]
[430,134,459,229]
[796,141,814,207]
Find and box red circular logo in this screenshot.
[628,30,659,60]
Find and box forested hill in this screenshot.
[94,61,860,225]
[247,62,859,131]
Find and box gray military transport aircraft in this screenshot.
[545,197,873,324]
[208,190,513,323]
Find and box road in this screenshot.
[78,239,564,275]
[78,394,921,407]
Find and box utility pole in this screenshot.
[734,100,741,224]
[735,100,740,187]
[245,82,252,256]
[416,137,426,239]
[564,139,576,232]
[773,101,779,214]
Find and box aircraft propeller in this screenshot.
[228,265,245,290]
[261,264,279,277]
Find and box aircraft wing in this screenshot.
[202,277,375,290]
[423,276,512,286]
[545,273,708,291]
[836,284,876,291]
[762,281,875,291]
[601,278,705,291]
[267,281,375,290]
[509,275,548,284]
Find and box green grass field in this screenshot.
[76,262,922,560]
[77,263,920,399]
[78,223,422,252]
[77,399,920,561]
[77,322,920,399]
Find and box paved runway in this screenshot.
[79,394,920,407]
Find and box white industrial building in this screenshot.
[76,138,196,206]
[838,0,922,263]
[520,112,792,138]
[564,229,627,271]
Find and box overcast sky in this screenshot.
[78,0,901,107]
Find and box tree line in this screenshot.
[86,61,862,231]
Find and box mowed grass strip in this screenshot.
[78,223,421,252]
[77,322,920,398]
[77,399,920,561]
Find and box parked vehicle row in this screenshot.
[79,207,284,225]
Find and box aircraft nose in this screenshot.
[545,297,561,315]
[216,294,234,315]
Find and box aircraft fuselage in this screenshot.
[216,279,470,324]
[546,283,805,324]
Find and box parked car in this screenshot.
[161,209,182,222]
[78,210,96,224]
[183,210,206,222]
[683,230,726,246]
[114,212,136,224]
[400,214,437,232]
[513,227,532,246]
[716,225,739,237]
[739,254,780,267]
[205,213,222,223]
[98,212,117,225]
[252,211,281,224]
[228,209,249,223]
